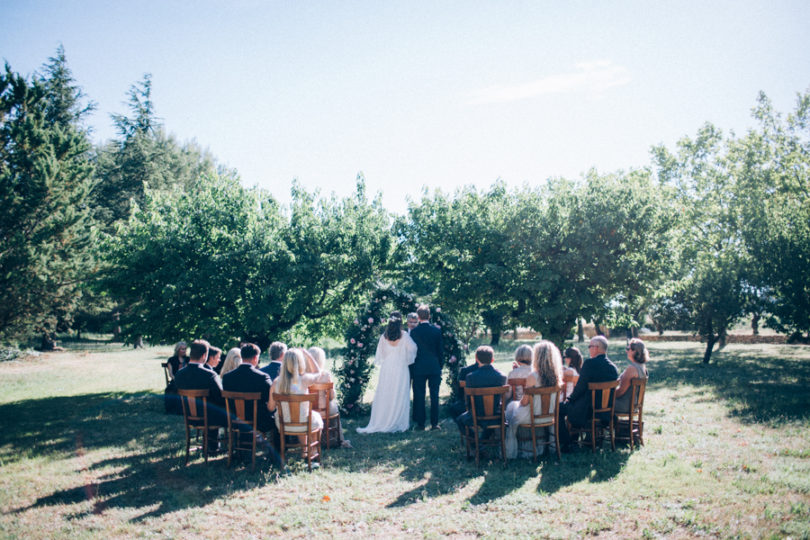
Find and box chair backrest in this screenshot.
[588,380,620,414]
[562,372,579,401]
[177,388,210,425]
[508,377,527,401]
[308,382,334,415]
[274,393,318,430]
[465,385,509,425]
[629,377,647,414]
[523,386,559,424]
[221,391,262,428]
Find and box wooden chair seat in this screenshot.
[461,385,509,466]
[566,380,619,452]
[274,393,322,471]
[177,389,226,465]
[222,390,263,471]
[516,386,561,460]
[614,377,647,451]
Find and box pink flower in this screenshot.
[350,369,355,374]
[449,355,457,363]
[350,338,356,344]
[354,319,359,325]
[358,343,364,348]
[436,307,441,313]
[368,317,374,324]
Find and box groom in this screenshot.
[410,304,443,431]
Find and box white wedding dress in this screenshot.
[357,333,417,433]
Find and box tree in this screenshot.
[102,175,391,347]
[731,91,810,341]
[653,124,750,362]
[0,62,96,344]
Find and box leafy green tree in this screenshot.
[731,91,810,341]
[653,125,750,362]
[0,62,96,344]
[102,175,391,348]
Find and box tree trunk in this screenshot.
[490,330,501,346]
[718,330,727,350]
[632,326,639,338]
[702,335,717,364]
[577,318,584,342]
[133,335,144,349]
[39,332,57,351]
[751,313,760,335]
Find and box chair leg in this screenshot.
[628,418,634,452]
[251,430,257,472]
[610,419,616,451]
[184,425,191,465]
[500,429,506,465]
[554,422,561,460]
[590,421,596,453]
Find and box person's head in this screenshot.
[220,347,241,375]
[269,341,287,362]
[416,305,430,322]
[173,341,188,357]
[514,344,532,365]
[475,345,494,366]
[240,343,261,366]
[588,335,608,357]
[308,346,328,370]
[205,346,222,368]
[533,340,563,388]
[563,347,584,372]
[385,313,403,341]
[626,338,650,364]
[406,312,418,330]
[188,339,210,362]
[278,349,305,394]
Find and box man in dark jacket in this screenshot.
[559,335,619,449]
[455,346,507,437]
[175,339,225,454]
[260,341,286,381]
[409,305,444,430]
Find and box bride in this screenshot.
[357,313,417,433]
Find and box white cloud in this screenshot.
[466,60,632,105]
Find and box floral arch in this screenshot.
[336,285,466,416]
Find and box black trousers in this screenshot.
[412,373,441,427]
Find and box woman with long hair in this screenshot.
[357,313,418,433]
[219,347,242,376]
[504,340,564,459]
[167,342,189,379]
[613,338,649,413]
[562,347,584,400]
[269,348,324,432]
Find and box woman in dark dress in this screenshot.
[167,342,190,379]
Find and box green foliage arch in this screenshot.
[336,285,466,416]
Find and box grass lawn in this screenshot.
[1,340,809,539]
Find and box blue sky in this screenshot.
[2,1,809,214]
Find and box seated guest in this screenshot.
[558,335,619,450]
[504,341,563,459]
[308,346,350,448]
[562,347,584,401]
[220,347,242,376]
[167,342,189,379]
[447,358,480,419]
[174,339,225,454]
[455,346,507,439]
[269,349,324,433]
[222,344,275,432]
[613,338,649,414]
[205,346,223,373]
[506,344,534,402]
[261,341,287,381]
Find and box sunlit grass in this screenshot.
[0,340,808,538]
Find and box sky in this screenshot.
[2,1,809,215]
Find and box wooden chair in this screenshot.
[273,393,322,471]
[462,385,509,466]
[516,386,561,460]
[507,377,527,403]
[222,391,262,471]
[308,382,341,450]
[614,377,647,451]
[177,389,226,465]
[562,372,579,402]
[566,380,619,452]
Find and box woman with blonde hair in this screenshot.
[308,346,350,447]
[506,344,534,402]
[167,341,189,379]
[504,340,564,459]
[219,347,242,376]
[269,348,324,432]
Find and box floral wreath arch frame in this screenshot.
[336,286,466,416]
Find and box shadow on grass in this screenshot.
[2,392,279,521]
[645,343,810,425]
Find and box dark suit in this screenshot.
[260,361,282,381]
[559,353,619,445]
[410,321,443,428]
[175,362,225,451]
[455,364,507,435]
[222,364,274,432]
[448,362,480,418]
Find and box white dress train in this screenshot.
[357,334,417,433]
